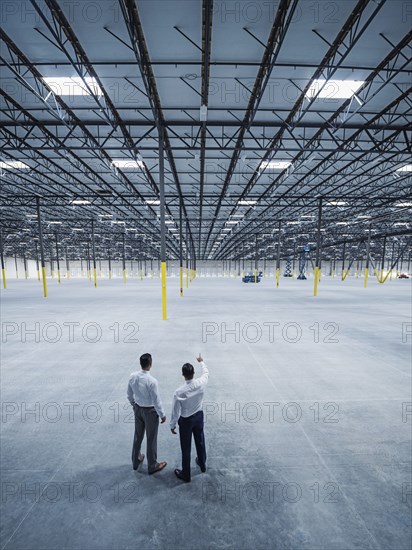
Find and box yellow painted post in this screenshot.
[186,267,189,288]
[109,270,112,280]
[254,270,257,283]
[292,269,295,280]
[123,269,127,283]
[67,271,70,279]
[313,266,319,296]
[364,267,369,288]
[161,261,167,320]
[37,270,40,281]
[276,267,280,288]
[2,268,6,289]
[93,267,97,288]
[57,270,61,283]
[42,266,48,297]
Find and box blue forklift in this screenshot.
[242,271,263,283]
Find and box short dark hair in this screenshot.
[182,363,194,380]
[140,353,152,370]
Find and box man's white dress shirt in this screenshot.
[170,362,209,429]
[127,370,165,418]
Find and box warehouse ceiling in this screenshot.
[0,0,411,263]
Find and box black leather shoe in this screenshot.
[196,457,206,473]
[174,469,190,482]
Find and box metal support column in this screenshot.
[186,221,189,288]
[91,220,97,288]
[179,198,183,296]
[275,221,281,288]
[55,233,61,283]
[35,241,40,281]
[380,235,387,282]
[0,231,6,289]
[36,197,47,297]
[314,198,322,297]
[14,252,18,279]
[65,246,70,279]
[108,248,112,279]
[23,251,28,279]
[159,126,167,320]
[86,243,91,281]
[122,233,126,283]
[341,242,346,280]
[254,234,258,283]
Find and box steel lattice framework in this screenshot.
[0,0,411,265]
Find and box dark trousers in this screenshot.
[132,404,159,471]
[178,410,206,480]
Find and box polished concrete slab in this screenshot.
[1,275,411,549]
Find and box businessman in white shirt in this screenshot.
[170,354,209,482]
[127,353,167,475]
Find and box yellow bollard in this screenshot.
[186,267,189,288]
[109,270,112,280]
[292,269,295,280]
[254,270,257,283]
[58,270,61,284]
[67,271,70,279]
[42,266,48,297]
[123,269,127,283]
[276,267,280,288]
[25,271,29,280]
[161,261,167,320]
[314,266,319,296]
[2,267,6,289]
[180,266,183,296]
[364,267,369,288]
[140,270,143,281]
[93,268,97,288]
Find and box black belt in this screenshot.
[135,404,155,410]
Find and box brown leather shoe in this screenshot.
[148,461,167,475]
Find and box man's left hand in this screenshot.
[171,428,177,434]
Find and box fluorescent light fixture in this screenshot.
[396,202,412,207]
[396,165,412,172]
[165,220,174,225]
[112,221,125,225]
[72,228,83,231]
[357,215,371,219]
[394,222,408,226]
[300,215,314,219]
[226,221,239,225]
[238,200,257,206]
[146,200,160,205]
[112,159,144,169]
[99,214,113,218]
[327,201,347,206]
[48,221,62,224]
[287,221,300,225]
[71,199,91,205]
[0,160,29,169]
[26,214,37,218]
[336,222,348,226]
[43,76,102,97]
[261,160,291,170]
[306,79,364,99]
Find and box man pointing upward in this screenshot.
[170,354,209,482]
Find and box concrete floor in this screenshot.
[1,275,411,550]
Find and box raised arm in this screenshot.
[191,354,209,389]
